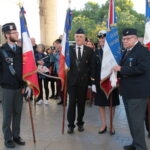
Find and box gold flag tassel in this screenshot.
[17,0,23,8]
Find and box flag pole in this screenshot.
[109,93,113,135]
[62,70,68,134]
[19,3,36,143]
[28,97,36,143]
[61,0,72,134]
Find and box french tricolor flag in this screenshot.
[20,7,40,97]
[107,0,116,29]
[144,0,150,50]
[100,0,121,97]
[58,9,72,88]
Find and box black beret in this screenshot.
[2,23,17,33]
[75,28,85,34]
[122,28,137,36]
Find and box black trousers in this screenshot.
[123,98,148,150]
[0,86,2,102]
[67,86,87,128]
[145,106,149,133]
[49,78,56,96]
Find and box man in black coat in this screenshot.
[67,28,95,134]
[112,28,150,150]
[0,23,26,148]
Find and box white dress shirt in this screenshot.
[75,45,84,59]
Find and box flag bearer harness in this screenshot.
[1,49,16,76]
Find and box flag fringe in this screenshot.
[23,70,40,98]
[100,75,119,99]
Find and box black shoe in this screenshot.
[57,101,63,105]
[49,95,55,99]
[67,128,74,134]
[78,126,84,132]
[98,126,107,134]
[110,129,115,135]
[5,140,15,148]
[54,95,59,99]
[123,144,136,150]
[13,137,25,145]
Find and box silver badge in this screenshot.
[10,25,13,30]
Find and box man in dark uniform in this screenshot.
[0,23,25,148]
[113,28,150,150]
[67,28,95,134]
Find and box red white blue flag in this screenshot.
[144,0,150,50]
[58,9,72,87]
[107,0,116,29]
[20,7,40,97]
[100,0,121,97]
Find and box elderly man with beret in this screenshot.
[113,28,150,150]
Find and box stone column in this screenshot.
[39,0,58,46]
[0,25,5,45]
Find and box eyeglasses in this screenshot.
[9,32,19,34]
[122,36,135,42]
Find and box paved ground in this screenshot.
[0,98,149,150]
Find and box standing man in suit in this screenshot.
[112,28,150,150]
[67,28,95,134]
[0,23,26,148]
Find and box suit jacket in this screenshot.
[68,45,95,87]
[119,42,150,99]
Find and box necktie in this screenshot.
[12,46,16,52]
[78,47,81,60]
[123,50,131,60]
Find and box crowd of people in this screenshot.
[0,22,150,150]
[21,38,65,105]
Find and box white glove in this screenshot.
[110,71,117,87]
[25,87,32,99]
[92,84,96,93]
[88,85,92,89]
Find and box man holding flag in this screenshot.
[0,23,25,148]
[113,28,150,150]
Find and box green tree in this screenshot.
[70,0,145,42]
[70,15,106,41]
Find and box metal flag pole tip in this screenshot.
[17,0,23,8]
